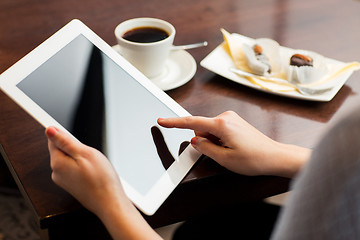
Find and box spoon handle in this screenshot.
[172,41,208,51]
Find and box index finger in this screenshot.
[157,116,223,138]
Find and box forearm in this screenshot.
[97,197,162,240]
[269,141,311,178]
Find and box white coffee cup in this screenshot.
[114,18,175,79]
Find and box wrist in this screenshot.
[95,189,133,223]
[270,141,311,178]
[96,192,161,239]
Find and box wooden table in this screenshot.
[1,0,360,238]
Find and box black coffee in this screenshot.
[122,27,169,43]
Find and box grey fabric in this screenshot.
[271,108,360,240]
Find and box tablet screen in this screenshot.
[17,34,194,195]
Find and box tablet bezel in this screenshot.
[0,19,201,215]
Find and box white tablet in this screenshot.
[0,19,201,215]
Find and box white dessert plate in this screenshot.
[113,45,197,91]
[200,34,357,102]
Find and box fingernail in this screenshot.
[46,127,58,138]
[191,137,198,147]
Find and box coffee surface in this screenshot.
[123,27,169,43]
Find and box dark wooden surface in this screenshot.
[1,0,360,235]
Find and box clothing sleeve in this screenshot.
[271,108,360,240]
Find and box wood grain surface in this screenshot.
[1,0,359,232]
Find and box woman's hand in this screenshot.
[158,111,311,178]
[46,127,129,216]
[45,127,161,239]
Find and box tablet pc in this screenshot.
[0,19,201,215]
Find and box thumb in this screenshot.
[45,127,82,158]
[191,136,229,163]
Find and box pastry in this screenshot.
[290,54,313,67]
[253,44,271,73]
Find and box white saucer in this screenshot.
[112,45,197,91]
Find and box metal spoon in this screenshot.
[172,41,208,51]
[229,67,333,96]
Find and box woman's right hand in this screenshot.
[158,111,311,178]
